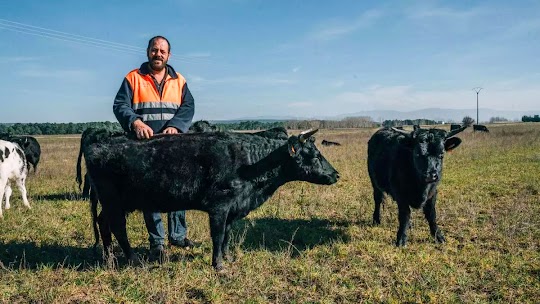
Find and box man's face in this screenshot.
[147,38,170,72]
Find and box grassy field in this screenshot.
[0,123,539,303]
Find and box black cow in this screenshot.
[77,122,217,199]
[367,126,465,246]
[77,126,289,199]
[473,124,489,132]
[321,140,341,146]
[450,124,462,131]
[76,128,125,199]
[251,127,289,140]
[189,120,218,133]
[0,134,41,173]
[84,129,339,270]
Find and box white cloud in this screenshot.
[190,74,294,86]
[0,56,40,63]
[287,102,313,108]
[309,9,382,41]
[18,67,93,79]
[331,83,540,112]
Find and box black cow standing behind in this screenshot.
[367,126,465,246]
[189,120,218,133]
[321,139,341,146]
[84,129,339,270]
[0,134,41,173]
[76,128,125,199]
[473,124,489,132]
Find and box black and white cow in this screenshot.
[0,140,31,217]
[0,134,41,173]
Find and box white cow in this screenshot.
[0,139,30,217]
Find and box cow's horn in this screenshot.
[446,125,467,138]
[391,127,410,135]
[299,128,319,143]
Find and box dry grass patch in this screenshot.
[0,124,539,302]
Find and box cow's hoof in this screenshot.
[214,264,227,274]
[128,254,143,266]
[395,237,407,247]
[224,254,235,263]
[435,232,446,244]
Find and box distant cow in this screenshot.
[450,124,462,131]
[0,134,41,173]
[321,139,341,146]
[473,124,489,132]
[84,129,339,270]
[367,126,465,246]
[250,127,289,140]
[0,140,31,217]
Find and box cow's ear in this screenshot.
[288,138,301,157]
[445,137,462,152]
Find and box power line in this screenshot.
[0,18,208,64]
[0,18,144,51]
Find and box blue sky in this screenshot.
[1,0,539,123]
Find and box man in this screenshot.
[113,35,196,260]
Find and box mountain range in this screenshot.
[225,108,539,124]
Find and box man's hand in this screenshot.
[132,119,154,139]
[163,127,179,134]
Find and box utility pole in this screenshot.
[473,87,483,124]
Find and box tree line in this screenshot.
[0,118,380,135]
[3,115,534,136]
[522,115,540,122]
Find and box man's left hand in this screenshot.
[163,127,179,134]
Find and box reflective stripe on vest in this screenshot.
[125,69,186,122]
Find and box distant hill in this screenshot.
[216,108,539,124]
[333,108,538,123]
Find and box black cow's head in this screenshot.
[394,127,463,184]
[286,129,340,185]
[189,120,218,133]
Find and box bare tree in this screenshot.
[462,116,475,127]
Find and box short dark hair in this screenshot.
[147,36,171,52]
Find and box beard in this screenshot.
[148,56,167,71]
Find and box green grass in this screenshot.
[1,124,539,303]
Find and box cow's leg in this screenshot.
[396,203,411,246]
[222,222,233,262]
[0,177,7,218]
[209,212,227,271]
[372,187,384,225]
[423,195,445,243]
[82,174,91,199]
[90,189,100,251]
[15,176,30,209]
[98,209,113,259]
[4,184,11,209]
[109,209,136,263]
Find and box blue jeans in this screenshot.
[143,210,187,247]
